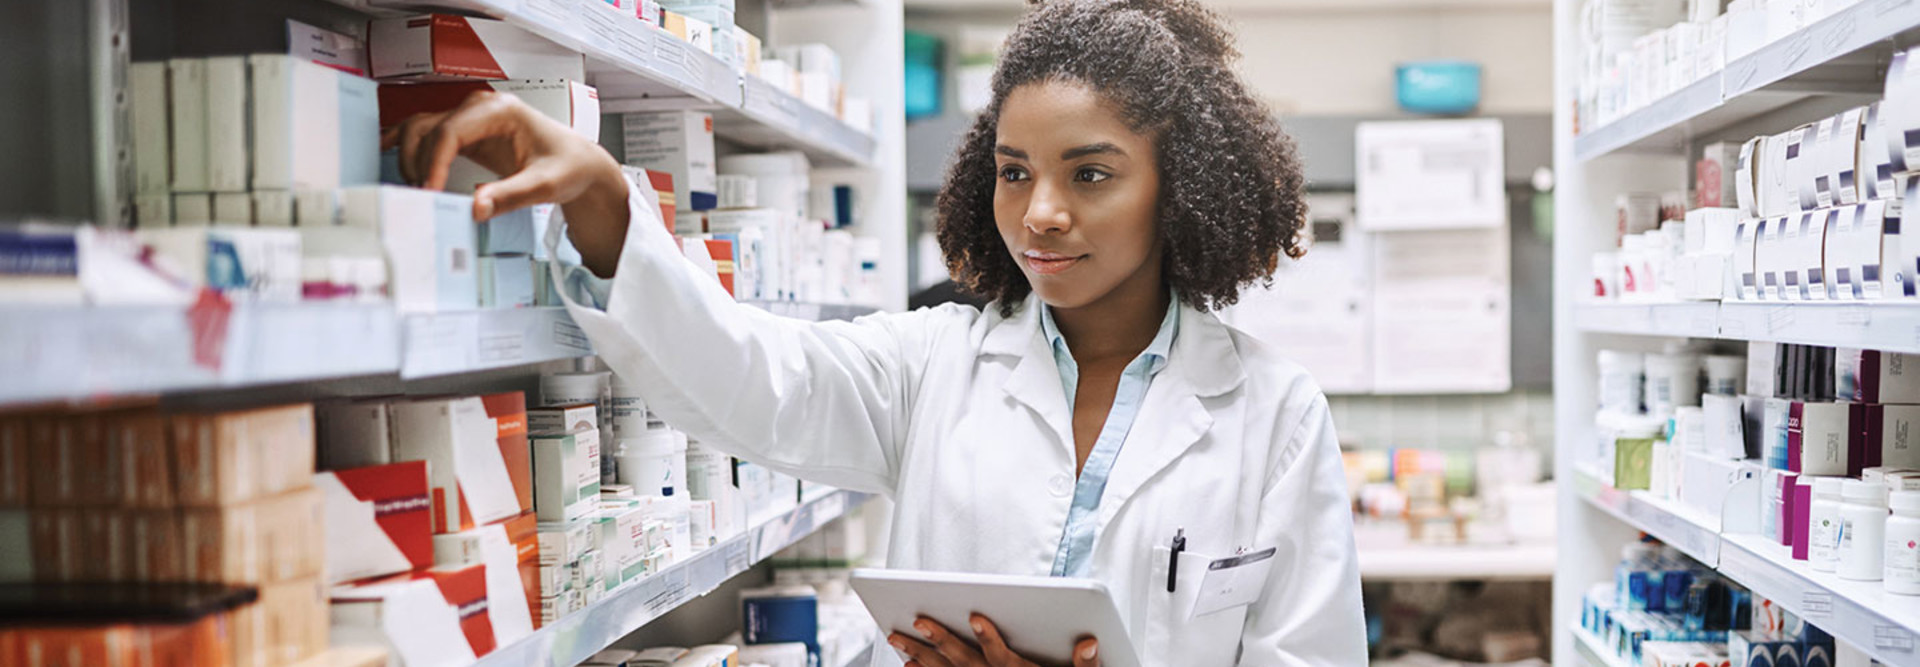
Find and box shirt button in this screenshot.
[1048,474,1074,498]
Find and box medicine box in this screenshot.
[536,518,594,566]
[389,393,533,533]
[1703,393,1749,459]
[1865,102,1899,201]
[130,62,171,195]
[341,185,479,314]
[212,192,252,226]
[177,487,325,584]
[1737,136,1764,216]
[169,404,316,507]
[1858,404,1920,471]
[621,111,717,211]
[533,429,601,522]
[1818,108,1866,207]
[205,56,250,193]
[1788,401,1851,475]
[1789,210,1831,300]
[166,58,210,192]
[378,79,601,193]
[316,399,393,471]
[249,54,381,192]
[330,566,491,663]
[427,521,537,645]
[742,585,820,660]
[1836,348,1920,403]
[317,461,432,584]
[232,576,329,667]
[369,14,585,81]
[137,226,303,302]
[254,190,295,227]
[529,403,597,436]
[478,255,536,309]
[1699,143,1739,209]
[596,498,649,587]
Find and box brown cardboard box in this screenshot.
[180,487,323,584]
[231,576,327,667]
[0,416,27,507]
[108,411,174,509]
[171,404,316,507]
[30,415,110,508]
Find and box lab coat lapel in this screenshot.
[979,296,1075,456]
[1095,305,1246,530]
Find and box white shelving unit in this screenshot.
[1572,625,1631,667]
[1570,0,1899,162]
[478,490,873,667]
[1568,468,1920,665]
[0,302,878,406]
[1553,2,1920,666]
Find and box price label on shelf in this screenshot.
[1800,591,1834,619]
[551,319,590,352]
[1877,625,1917,653]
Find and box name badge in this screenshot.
[1190,547,1276,619]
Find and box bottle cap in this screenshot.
[1844,479,1889,506]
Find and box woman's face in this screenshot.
[993,80,1163,312]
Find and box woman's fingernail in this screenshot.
[971,619,984,634]
[916,622,933,638]
[890,639,906,652]
[1082,643,1098,660]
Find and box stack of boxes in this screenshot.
[0,404,329,666]
[316,393,539,663]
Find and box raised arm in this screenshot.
[390,91,952,493]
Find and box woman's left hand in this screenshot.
[888,614,1100,667]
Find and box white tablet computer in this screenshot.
[849,569,1141,667]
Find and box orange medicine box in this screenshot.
[231,576,327,667]
[180,487,324,584]
[390,393,532,533]
[170,404,317,507]
[319,461,434,585]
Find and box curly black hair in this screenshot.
[934,0,1307,315]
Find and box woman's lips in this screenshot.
[1024,251,1085,275]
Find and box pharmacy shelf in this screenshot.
[334,0,876,167]
[1719,533,1920,667]
[1353,522,1556,581]
[1573,467,1920,666]
[478,489,873,667]
[1572,0,1905,162]
[1572,301,1721,339]
[1571,626,1630,667]
[1574,301,1920,354]
[1572,466,1724,566]
[0,302,401,407]
[0,301,881,406]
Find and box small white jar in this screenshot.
[1704,355,1746,395]
[1888,491,1920,595]
[1645,353,1702,418]
[1809,477,1846,572]
[1599,350,1646,416]
[1840,479,1891,581]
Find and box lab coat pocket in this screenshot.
[1146,545,1250,666]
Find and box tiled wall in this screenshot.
[1327,390,1555,460]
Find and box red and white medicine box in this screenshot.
[390,393,533,534]
[318,461,433,584]
[370,14,584,81]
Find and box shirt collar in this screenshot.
[1039,296,1181,370]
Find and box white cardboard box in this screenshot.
[167,58,209,192]
[205,56,250,193]
[1821,108,1867,207]
[369,14,584,81]
[130,62,171,195]
[1679,450,1753,520]
[137,226,302,302]
[388,394,532,533]
[1865,101,1900,201]
[341,185,478,314]
[317,460,431,584]
[1789,208,1832,300]
[172,193,212,226]
[533,429,601,522]
[250,55,381,192]
[1789,401,1852,476]
[212,192,252,226]
[1837,348,1920,404]
[378,79,600,194]
[1737,135,1763,216]
[1703,393,1747,459]
[253,190,295,228]
[622,111,717,211]
[330,573,480,664]
[428,522,535,648]
[1755,216,1791,300]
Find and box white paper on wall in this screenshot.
[1369,225,1511,393]
[1355,119,1507,231]
[1217,194,1372,394]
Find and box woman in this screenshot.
[389,0,1364,663]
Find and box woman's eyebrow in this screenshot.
[995,145,1028,159]
[1062,142,1124,160]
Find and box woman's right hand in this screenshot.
[383,90,633,276]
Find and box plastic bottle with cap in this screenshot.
[1840,479,1891,581]
[1889,490,1920,595]
[1598,350,1646,416]
[1809,477,1846,572]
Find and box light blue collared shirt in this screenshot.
[1040,298,1180,578]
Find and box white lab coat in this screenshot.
[549,181,1367,666]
